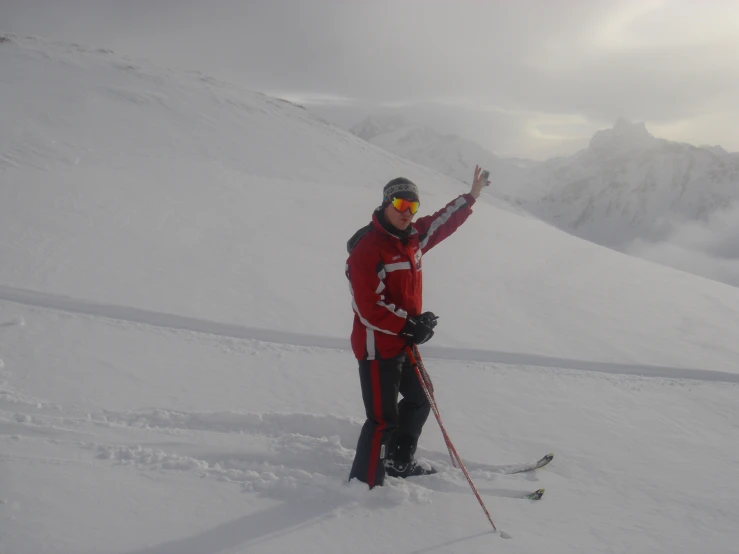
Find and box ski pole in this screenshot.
[410,346,457,468]
[405,345,500,534]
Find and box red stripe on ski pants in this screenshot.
[366,360,386,488]
[349,353,430,488]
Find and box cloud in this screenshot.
[4,0,739,158]
[626,202,739,286]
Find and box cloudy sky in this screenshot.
[4,0,739,159]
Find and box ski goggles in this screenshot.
[390,196,420,215]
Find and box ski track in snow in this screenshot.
[0,284,552,516]
[0,402,540,507]
[0,284,732,545]
[1,284,737,384]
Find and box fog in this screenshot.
[4,0,739,159]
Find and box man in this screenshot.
[345,166,489,489]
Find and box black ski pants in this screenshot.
[348,352,431,488]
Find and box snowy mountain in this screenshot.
[352,114,739,286]
[350,114,533,199]
[2,34,739,554]
[523,118,739,248]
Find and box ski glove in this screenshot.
[400,312,439,345]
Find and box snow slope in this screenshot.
[3,34,739,369]
[3,300,738,554]
[2,34,739,554]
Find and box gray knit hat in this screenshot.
[383,177,419,202]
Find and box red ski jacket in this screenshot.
[345,193,476,360]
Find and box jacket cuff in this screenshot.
[462,193,476,207]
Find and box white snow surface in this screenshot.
[1,34,739,553]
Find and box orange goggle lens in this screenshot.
[390,197,420,215]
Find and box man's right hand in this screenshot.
[470,165,491,199]
[400,312,439,345]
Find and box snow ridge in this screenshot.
[3,285,738,383]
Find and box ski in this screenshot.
[523,488,545,500]
[500,452,554,475]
